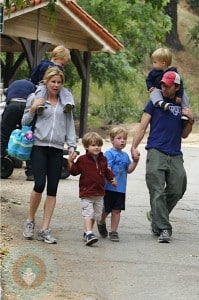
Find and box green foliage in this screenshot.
[188,22,199,51]
[186,0,199,14]
[78,0,171,87]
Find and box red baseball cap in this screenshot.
[160,71,181,86]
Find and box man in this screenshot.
[131,71,194,243]
[0,79,36,180]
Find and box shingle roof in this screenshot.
[3,0,124,53]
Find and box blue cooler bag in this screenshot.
[8,126,34,161]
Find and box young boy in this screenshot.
[146,47,189,119]
[97,127,139,242]
[30,45,74,114]
[68,132,117,246]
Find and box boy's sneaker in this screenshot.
[160,101,170,111]
[109,231,120,242]
[181,115,189,121]
[63,104,74,113]
[23,220,35,239]
[37,229,57,244]
[158,230,171,243]
[85,233,98,246]
[97,222,108,238]
[36,106,45,115]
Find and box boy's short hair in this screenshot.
[82,132,103,148]
[151,47,172,66]
[109,127,128,139]
[50,45,71,64]
[43,66,65,84]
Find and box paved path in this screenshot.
[1,142,199,300]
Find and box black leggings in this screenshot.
[31,146,63,196]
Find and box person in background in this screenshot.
[146,47,189,120]
[131,71,194,243]
[0,79,36,180]
[97,127,139,242]
[22,67,77,244]
[30,45,75,114]
[68,132,117,246]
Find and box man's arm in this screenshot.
[131,112,151,160]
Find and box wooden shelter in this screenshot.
[1,0,123,136]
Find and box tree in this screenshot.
[165,0,184,50]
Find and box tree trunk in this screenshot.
[165,0,184,50]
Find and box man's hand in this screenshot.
[182,107,195,123]
[131,148,140,162]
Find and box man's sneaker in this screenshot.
[36,106,45,115]
[63,104,74,113]
[109,231,120,242]
[23,220,35,239]
[85,233,98,246]
[158,229,171,243]
[37,229,57,244]
[97,222,108,238]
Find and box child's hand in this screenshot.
[68,151,78,163]
[110,178,117,187]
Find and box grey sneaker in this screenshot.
[23,220,35,239]
[109,231,120,242]
[63,104,74,113]
[158,229,171,243]
[36,106,45,115]
[37,229,57,244]
[97,222,108,238]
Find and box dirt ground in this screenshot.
[0,125,199,300]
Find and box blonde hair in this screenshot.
[82,132,103,148]
[43,66,65,84]
[151,47,172,66]
[109,127,128,139]
[50,45,71,64]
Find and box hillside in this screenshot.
[174,0,199,112]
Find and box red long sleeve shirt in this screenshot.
[70,152,115,198]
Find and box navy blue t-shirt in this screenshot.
[144,100,183,156]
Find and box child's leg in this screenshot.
[35,83,47,99]
[111,209,120,232]
[150,88,170,111]
[181,90,189,109]
[59,88,75,113]
[181,91,190,121]
[81,198,98,246]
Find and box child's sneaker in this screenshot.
[109,231,120,242]
[85,233,98,246]
[63,104,74,113]
[181,115,189,121]
[23,220,35,239]
[158,101,170,111]
[37,229,57,244]
[97,222,108,238]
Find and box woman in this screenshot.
[22,67,77,244]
